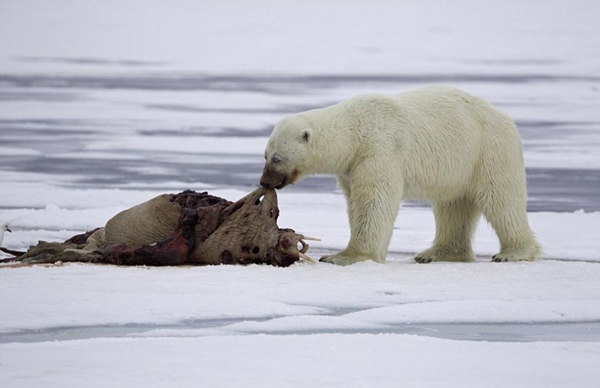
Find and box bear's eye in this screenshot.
[272,153,283,163]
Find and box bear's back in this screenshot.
[384,86,520,200]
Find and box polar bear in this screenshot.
[260,86,542,265]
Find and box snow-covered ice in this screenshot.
[1,0,600,387]
[3,335,599,388]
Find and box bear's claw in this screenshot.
[491,252,536,262]
[414,255,434,264]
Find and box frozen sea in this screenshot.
[1,1,600,387]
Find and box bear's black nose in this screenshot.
[260,180,272,189]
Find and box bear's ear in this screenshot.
[301,129,312,143]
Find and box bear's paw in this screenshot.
[414,247,475,264]
[492,251,537,262]
[320,252,376,266]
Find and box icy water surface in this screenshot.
[1,71,599,211]
[4,319,600,344]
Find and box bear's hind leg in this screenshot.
[415,197,480,263]
[479,183,542,262]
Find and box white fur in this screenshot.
[264,86,543,265]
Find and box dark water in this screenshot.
[3,316,599,344]
[238,320,600,342]
[1,72,599,212]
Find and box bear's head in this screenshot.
[260,116,312,189]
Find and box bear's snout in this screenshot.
[260,166,288,189]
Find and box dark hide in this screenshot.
[1,187,312,267]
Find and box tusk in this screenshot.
[300,235,321,242]
[297,239,308,253]
[298,252,316,263]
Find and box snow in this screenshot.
[2,0,599,76]
[2,260,600,387]
[3,258,600,333]
[2,335,599,388]
[1,0,600,387]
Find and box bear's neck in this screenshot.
[300,103,362,176]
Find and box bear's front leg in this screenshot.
[321,165,402,266]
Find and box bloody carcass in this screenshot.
[1,187,316,267]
